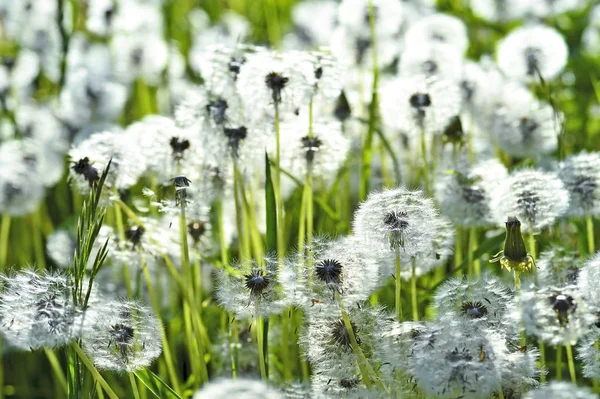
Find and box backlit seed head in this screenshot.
[81,299,162,372]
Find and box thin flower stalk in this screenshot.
[140,254,181,395]
[359,0,380,201]
[587,216,595,254]
[411,260,418,321]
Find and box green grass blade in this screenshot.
[134,369,182,399]
[265,152,277,254]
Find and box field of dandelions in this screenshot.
[4,0,600,398]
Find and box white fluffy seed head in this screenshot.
[497,24,568,82]
[410,316,506,399]
[0,270,80,350]
[490,169,570,233]
[432,273,514,332]
[435,159,507,227]
[280,236,381,310]
[537,247,582,289]
[523,382,598,399]
[490,90,561,159]
[216,257,285,319]
[81,299,162,372]
[516,284,595,346]
[558,152,600,217]
[403,13,468,55]
[192,378,284,399]
[379,75,462,138]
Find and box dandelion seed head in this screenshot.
[0,139,45,216]
[400,41,464,82]
[380,75,462,138]
[404,13,468,55]
[236,50,311,123]
[435,159,507,227]
[192,378,284,399]
[490,169,569,233]
[46,229,76,268]
[516,285,595,346]
[490,86,561,159]
[278,118,349,185]
[410,316,506,399]
[524,382,598,399]
[433,274,514,331]
[81,299,162,372]
[216,257,284,319]
[558,152,600,217]
[0,270,80,350]
[537,247,581,289]
[497,25,568,82]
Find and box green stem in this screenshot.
[281,312,292,381]
[395,250,402,321]
[566,344,577,384]
[556,344,563,380]
[114,202,133,297]
[528,231,536,259]
[71,342,118,399]
[359,0,379,201]
[233,164,251,261]
[180,201,209,385]
[420,125,429,195]
[129,373,141,399]
[230,315,239,378]
[141,256,181,395]
[216,198,229,266]
[468,227,479,277]
[587,216,595,254]
[539,342,546,383]
[274,103,285,263]
[339,307,371,389]
[455,228,462,273]
[44,348,67,394]
[411,260,418,321]
[0,215,10,269]
[257,316,268,380]
[32,211,46,270]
